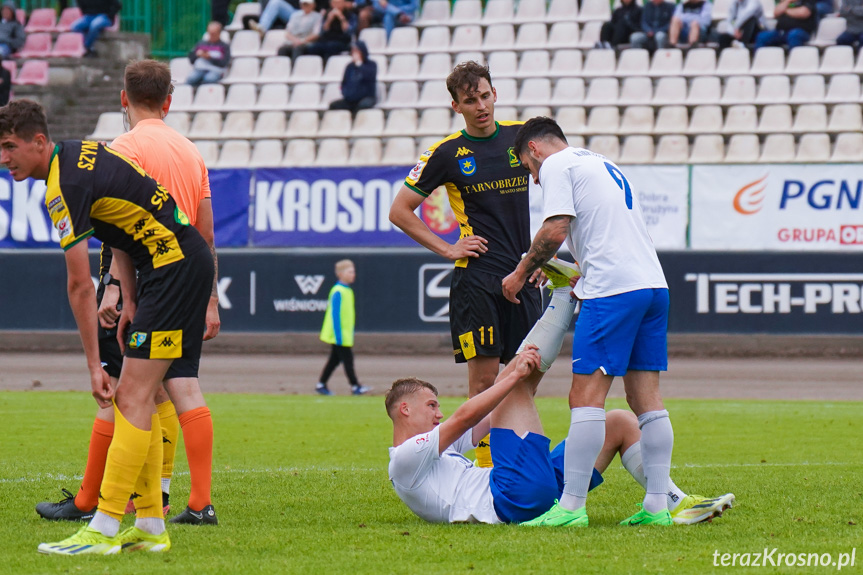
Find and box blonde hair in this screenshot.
[335,259,354,275]
[385,378,438,420]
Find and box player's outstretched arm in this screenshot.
[64,241,112,407]
[502,215,571,303]
[389,184,488,261]
[437,347,540,454]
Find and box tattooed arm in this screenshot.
[501,215,572,304]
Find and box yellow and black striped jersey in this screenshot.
[44,141,202,273]
[405,121,531,276]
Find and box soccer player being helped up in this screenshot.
[386,120,735,526]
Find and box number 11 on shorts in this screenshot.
[478,326,494,345]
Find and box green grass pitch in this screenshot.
[1,391,860,574]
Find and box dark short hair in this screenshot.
[446,61,493,103]
[385,377,438,419]
[513,116,567,158]
[124,59,174,112]
[0,99,50,141]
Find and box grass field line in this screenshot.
[4,460,861,485]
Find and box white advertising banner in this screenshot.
[621,165,689,250]
[691,164,863,251]
[529,165,689,250]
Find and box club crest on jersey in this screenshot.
[129,332,147,349]
[507,147,521,168]
[458,156,477,176]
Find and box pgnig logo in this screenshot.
[840,225,863,245]
[419,264,451,322]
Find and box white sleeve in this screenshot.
[389,427,440,489]
[540,157,577,222]
[451,429,476,455]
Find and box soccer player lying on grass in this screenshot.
[386,346,735,526]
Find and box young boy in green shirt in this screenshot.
[316,259,370,395]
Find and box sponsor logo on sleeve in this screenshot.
[56,216,71,239]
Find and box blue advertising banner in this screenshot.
[0,169,251,249]
[0,175,57,248]
[251,167,461,247]
[209,168,252,247]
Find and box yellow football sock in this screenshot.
[133,413,164,518]
[157,400,179,484]
[97,404,151,520]
[475,433,493,468]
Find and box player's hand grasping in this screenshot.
[502,268,527,304]
[98,284,120,329]
[514,344,540,377]
[90,366,113,408]
[448,234,488,261]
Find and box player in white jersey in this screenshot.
[503,117,676,527]
[387,344,735,525]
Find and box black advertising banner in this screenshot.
[2,250,863,334]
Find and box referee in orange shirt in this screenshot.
[35,59,221,526]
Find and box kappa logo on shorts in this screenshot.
[129,332,147,349]
[458,331,476,360]
[150,330,183,359]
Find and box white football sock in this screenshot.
[621,442,687,511]
[638,410,674,514]
[559,407,606,511]
[135,516,166,535]
[161,478,171,495]
[516,287,577,372]
[90,511,120,538]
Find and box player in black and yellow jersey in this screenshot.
[0,99,212,555]
[389,61,542,468]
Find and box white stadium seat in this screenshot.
[690,134,725,163]
[725,134,760,163]
[250,139,284,167]
[253,111,287,138]
[314,138,349,166]
[382,137,418,165]
[282,139,317,166]
[619,135,654,164]
[758,133,795,163]
[216,139,251,168]
[188,111,223,139]
[654,134,689,163]
[348,138,383,166]
[286,110,319,138]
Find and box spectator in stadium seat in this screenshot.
[0,2,25,59]
[370,0,416,39]
[186,21,231,87]
[836,0,863,46]
[754,0,817,49]
[251,0,297,33]
[277,0,323,60]
[630,0,675,51]
[329,40,377,114]
[668,0,713,47]
[597,0,642,49]
[815,0,835,18]
[72,0,121,58]
[305,0,356,61]
[716,0,764,48]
